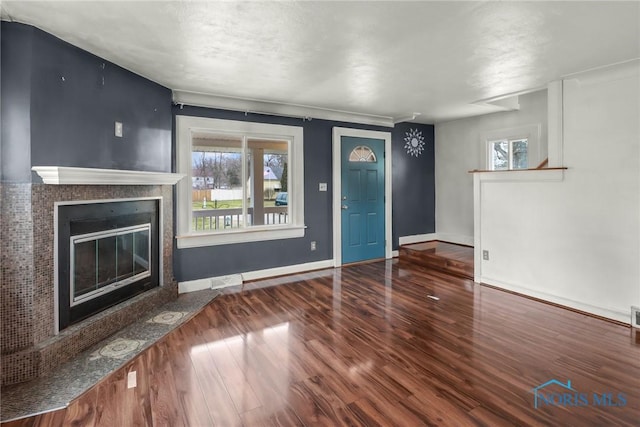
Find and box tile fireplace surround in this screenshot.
[1,169,183,386]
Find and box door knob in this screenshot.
[341,205,349,210]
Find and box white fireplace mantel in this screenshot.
[32,166,185,185]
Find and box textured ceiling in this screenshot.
[2,1,639,123]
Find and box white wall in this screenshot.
[476,62,640,322]
[435,90,548,244]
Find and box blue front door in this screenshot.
[341,136,385,264]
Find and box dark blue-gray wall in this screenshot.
[172,106,393,281]
[1,23,34,182]
[173,108,436,281]
[392,122,436,243]
[1,22,172,182]
[2,22,435,283]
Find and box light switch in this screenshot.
[115,121,123,138]
[319,183,327,191]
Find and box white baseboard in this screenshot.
[436,233,474,247]
[391,250,399,258]
[398,233,473,247]
[241,259,334,281]
[481,276,631,324]
[179,259,335,294]
[398,233,437,245]
[178,278,211,294]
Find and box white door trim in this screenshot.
[332,127,393,267]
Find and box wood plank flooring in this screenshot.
[4,260,639,426]
[399,241,474,279]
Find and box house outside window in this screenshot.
[176,116,304,248]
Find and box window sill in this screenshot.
[469,167,567,182]
[175,225,306,249]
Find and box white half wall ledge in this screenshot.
[481,276,631,325]
[471,168,565,183]
[32,166,185,185]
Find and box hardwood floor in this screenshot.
[399,241,474,279]
[4,260,639,426]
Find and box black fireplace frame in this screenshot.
[57,198,160,331]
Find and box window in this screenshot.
[481,124,542,171]
[191,135,289,230]
[176,116,304,248]
[489,138,529,170]
[348,145,377,162]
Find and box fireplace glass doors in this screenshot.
[57,198,160,331]
[71,224,151,306]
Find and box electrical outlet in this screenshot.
[319,183,327,192]
[482,250,489,260]
[115,121,123,138]
[310,241,317,251]
[127,370,137,389]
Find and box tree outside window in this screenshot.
[490,138,528,170]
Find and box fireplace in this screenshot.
[56,198,161,331]
[1,167,183,386]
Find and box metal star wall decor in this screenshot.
[404,128,425,157]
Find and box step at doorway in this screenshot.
[399,241,473,280]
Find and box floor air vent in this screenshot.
[632,306,640,329]
[211,274,243,289]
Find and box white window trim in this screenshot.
[175,115,304,248]
[480,124,541,171]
